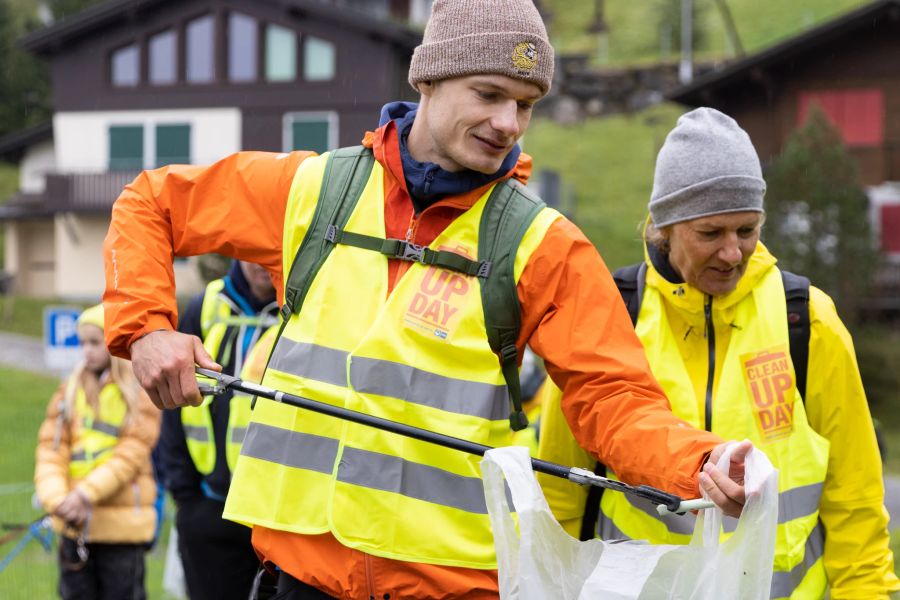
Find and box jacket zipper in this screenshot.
[704,295,715,432]
[423,168,435,198]
[365,551,376,599]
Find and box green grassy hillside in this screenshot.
[545,0,870,65]
[529,0,877,269]
[525,103,683,269]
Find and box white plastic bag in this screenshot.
[162,522,188,599]
[482,445,778,600]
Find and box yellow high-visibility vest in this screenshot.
[182,279,276,475]
[223,151,560,568]
[599,262,829,599]
[67,378,128,480]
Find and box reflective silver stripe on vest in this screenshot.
[231,427,247,445]
[349,357,508,421]
[87,419,120,437]
[70,447,113,463]
[239,422,339,474]
[183,425,210,443]
[267,338,509,421]
[600,481,824,538]
[336,446,501,514]
[770,521,825,599]
[267,339,348,387]
[779,482,823,522]
[598,512,628,541]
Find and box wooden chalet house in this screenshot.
[0,0,422,298]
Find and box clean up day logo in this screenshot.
[740,346,796,442]
[404,245,472,341]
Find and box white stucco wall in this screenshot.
[53,108,242,172]
[11,221,55,297]
[20,140,56,193]
[3,223,19,290]
[53,213,205,300]
[53,214,107,299]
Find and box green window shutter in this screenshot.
[292,119,329,154]
[109,125,144,171]
[156,124,191,167]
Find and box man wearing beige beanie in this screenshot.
[104,2,750,598]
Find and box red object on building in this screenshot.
[797,89,884,147]
[881,204,900,254]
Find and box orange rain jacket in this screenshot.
[103,118,722,599]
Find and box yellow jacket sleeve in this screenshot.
[535,382,593,538]
[805,287,900,599]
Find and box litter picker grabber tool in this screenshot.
[0,515,53,574]
[196,368,714,515]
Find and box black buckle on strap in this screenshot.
[398,241,426,263]
[500,343,518,362]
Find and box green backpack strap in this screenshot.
[280,146,375,323]
[478,178,547,431]
[279,148,544,433]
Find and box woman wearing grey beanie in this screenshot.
[540,107,898,599]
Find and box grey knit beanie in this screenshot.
[649,107,766,228]
[408,0,554,96]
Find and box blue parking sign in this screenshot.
[44,306,83,371]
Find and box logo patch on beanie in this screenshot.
[511,42,537,72]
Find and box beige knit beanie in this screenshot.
[408,0,554,96]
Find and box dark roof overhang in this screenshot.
[0,122,53,164]
[21,0,420,57]
[667,0,900,106]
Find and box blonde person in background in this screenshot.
[34,304,160,600]
[537,107,899,599]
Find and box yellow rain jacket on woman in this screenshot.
[538,243,899,600]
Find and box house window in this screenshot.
[111,44,140,87]
[797,89,884,147]
[186,14,215,83]
[410,0,434,25]
[229,13,258,82]
[266,24,297,82]
[109,125,144,170]
[149,29,177,85]
[881,205,900,254]
[156,124,191,166]
[284,113,338,154]
[304,36,335,81]
[335,0,390,18]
